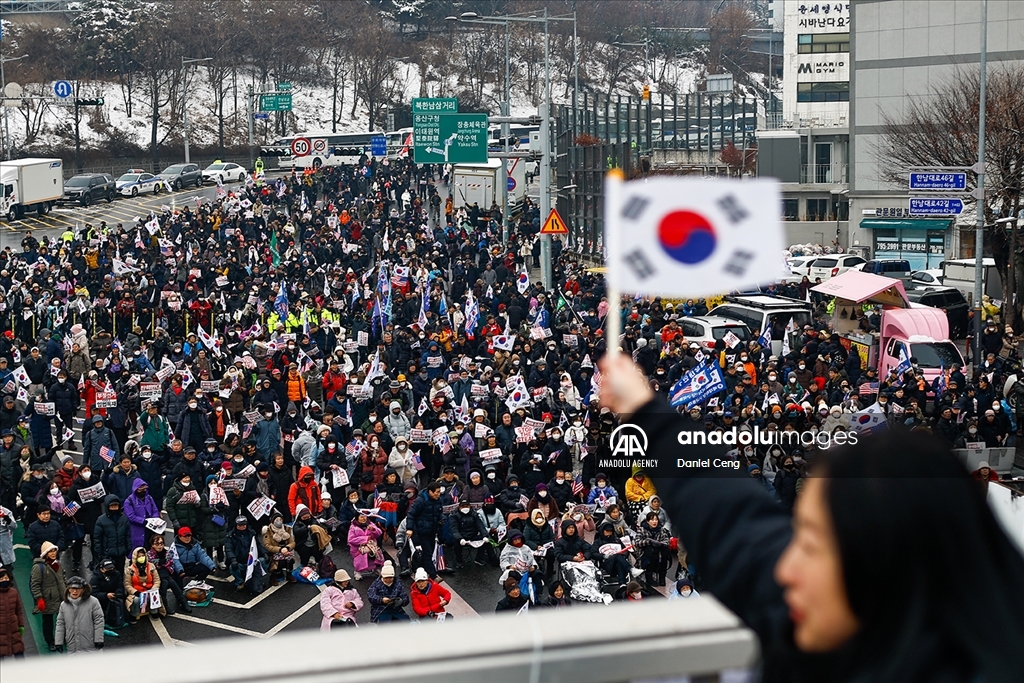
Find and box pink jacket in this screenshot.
[320,584,363,631]
[347,522,384,572]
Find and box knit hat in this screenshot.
[413,567,430,582]
[503,577,520,593]
[380,561,396,578]
[334,569,351,582]
[40,541,58,557]
[295,504,309,518]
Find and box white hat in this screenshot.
[413,567,430,581]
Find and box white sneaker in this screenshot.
[353,571,363,581]
[630,567,645,578]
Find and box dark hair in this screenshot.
[816,429,1024,683]
[426,482,442,493]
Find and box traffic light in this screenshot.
[75,98,104,106]
[642,84,650,101]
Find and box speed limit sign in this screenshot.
[290,137,311,157]
[311,138,328,153]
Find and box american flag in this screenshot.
[346,440,364,458]
[571,475,585,497]
[99,446,114,463]
[858,381,879,397]
[432,542,446,572]
[256,300,266,316]
[63,501,81,517]
[373,487,384,508]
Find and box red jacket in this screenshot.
[322,371,347,401]
[411,580,452,617]
[288,466,324,516]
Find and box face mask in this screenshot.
[789,377,796,384]
[81,470,91,481]
[136,556,147,566]
[798,364,805,370]
[573,420,581,427]
[459,507,471,514]
[50,487,59,495]
[455,428,463,435]
[0,580,11,589]
[768,375,777,382]
[288,412,297,418]
[273,518,283,528]
[555,478,565,484]
[969,427,978,434]
[680,588,692,597]
[486,472,496,480]
[398,444,407,451]
[58,378,66,384]
[189,402,198,409]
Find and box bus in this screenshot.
[385,128,413,159]
[487,124,538,150]
[259,131,384,169]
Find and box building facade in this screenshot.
[848,0,1024,269]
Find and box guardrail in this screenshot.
[2,597,758,683]
[953,446,1015,474]
[63,155,255,180]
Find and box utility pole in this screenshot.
[972,0,988,370]
[500,22,510,243]
[246,84,255,169]
[540,6,553,290]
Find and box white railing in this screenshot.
[4,597,758,683]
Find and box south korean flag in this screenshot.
[606,175,786,297]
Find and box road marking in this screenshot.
[437,582,480,618]
[150,613,177,648]
[211,582,283,609]
[168,612,264,638]
[263,593,322,637]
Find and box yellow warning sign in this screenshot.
[539,208,569,235]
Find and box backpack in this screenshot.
[318,554,337,578]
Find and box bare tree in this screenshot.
[875,67,1024,328]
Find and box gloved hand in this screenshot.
[36,598,46,611]
[460,539,468,545]
[95,642,104,649]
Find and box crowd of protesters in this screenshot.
[0,152,1016,655]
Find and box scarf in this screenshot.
[269,521,291,544]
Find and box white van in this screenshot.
[708,295,814,357]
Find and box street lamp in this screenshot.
[0,53,29,161]
[181,57,212,164]
[449,10,577,290]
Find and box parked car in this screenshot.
[860,259,913,279]
[908,269,945,289]
[676,316,753,352]
[158,163,203,190]
[906,287,970,338]
[807,254,867,281]
[786,255,818,278]
[202,162,248,185]
[115,171,166,197]
[709,295,813,357]
[61,173,116,206]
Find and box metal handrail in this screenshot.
[3,596,758,683]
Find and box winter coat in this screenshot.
[138,413,171,453]
[0,584,26,656]
[102,463,139,503]
[162,386,190,429]
[83,426,119,472]
[553,520,593,564]
[30,558,66,614]
[48,380,80,416]
[123,478,160,550]
[406,489,443,539]
[367,577,409,622]
[55,587,104,654]
[347,521,384,573]
[164,481,202,531]
[199,491,230,549]
[92,496,131,562]
[288,466,323,517]
[523,519,556,550]
[359,445,388,494]
[448,509,486,542]
[253,417,282,460]
[174,539,217,572]
[410,579,452,618]
[291,430,318,469]
[319,583,363,630]
[26,519,64,558]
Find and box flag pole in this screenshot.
[604,169,625,357]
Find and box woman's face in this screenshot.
[774,478,859,652]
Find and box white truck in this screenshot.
[0,158,64,221]
[451,158,527,216]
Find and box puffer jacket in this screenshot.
[410,579,452,618]
[553,520,594,564]
[405,489,442,539]
[288,466,323,517]
[92,495,131,562]
[164,480,202,531]
[55,584,104,653]
[367,576,409,622]
[0,582,26,656]
[161,386,190,429]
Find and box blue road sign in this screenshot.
[54,80,73,98]
[371,135,387,157]
[507,176,516,191]
[253,112,269,120]
[908,171,967,191]
[909,197,964,216]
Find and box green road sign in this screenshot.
[277,82,292,91]
[260,93,293,112]
[413,113,488,164]
[412,97,458,114]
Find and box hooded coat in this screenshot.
[288,466,323,517]
[123,478,160,550]
[55,583,104,654]
[92,495,132,562]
